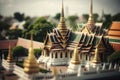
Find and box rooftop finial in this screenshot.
[87,0,94,26]
[57,0,67,29]
[90,0,93,16]
[62,0,64,17]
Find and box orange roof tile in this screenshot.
[108,21,120,39]
[17,38,44,49]
[110,22,120,30]
[0,38,44,49]
[110,43,120,50]
[0,40,17,49]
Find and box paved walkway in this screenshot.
[39,63,68,73]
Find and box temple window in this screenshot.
[60,52,62,58]
[51,53,53,58]
[65,52,67,58]
[70,51,72,58]
[80,53,82,59]
[55,52,57,58]
[86,54,87,60]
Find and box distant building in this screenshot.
[80,0,106,36]
[9,21,25,30]
[108,22,120,50]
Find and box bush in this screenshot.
[0,49,8,60]
[12,46,27,61]
[108,50,120,64]
[16,61,24,68]
[39,68,50,73]
[34,48,42,58]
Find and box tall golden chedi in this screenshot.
[67,48,81,73]
[7,44,14,63]
[24,33,39,74]
[92,45,101,64]
[6,43,15,74]
[71,48,80,64]
[56,0,69,48]
[91,45,101,68]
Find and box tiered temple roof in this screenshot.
[81,0,106,36]
[43,0,111,54]
[108,21,120,50]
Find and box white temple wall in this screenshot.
[47,50,73,65]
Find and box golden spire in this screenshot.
[57,0,67,29]
[24,33,39,74]
[92,46,101,63]
[7,43,14,63]
[71,48,80,64]
[87,0,94,26]
[52,67,57,76]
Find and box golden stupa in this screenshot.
[71,48,80,64]
[23,33,39,74]
[92,45,101,63]
[52,67,57,76]
[7,43,14,63]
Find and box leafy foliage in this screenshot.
[108,50,120,64]
[0,49,8,60]
[23,17,54,42]
[6,29,23,39]
[112,13,120,21]
[16,61,24,68]
[102,14,112,29]
[14,12,24,22]
[67,15,78,31]
[12,46,27,61]
[54,13,61,21]
[34,48,42,58]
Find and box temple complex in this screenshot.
[38,0,111,66]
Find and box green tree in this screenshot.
[82,14,89,23]
[108,50,120,64]
[67,15,78,31]
[34,48,42,59]
[0,21,10,40]
[23,17,54,42]
[112,13,120,21]
[54,13,61,21]
[93,13,99,22]
[14,12,24,22]
[6,29,23,39]
[12,46,27,61]
[102,14,112,29]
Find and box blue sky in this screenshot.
[0,0,120,17]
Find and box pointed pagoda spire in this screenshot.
[7,43,14,63]
[101,9,105,21]
[71,48,80,64]
[87,0,94,26]
[52,67,57,76]
[24,32,39,74]
[92,45,101,63]
[57,0,67,29]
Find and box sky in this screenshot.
[0,0,120,17]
